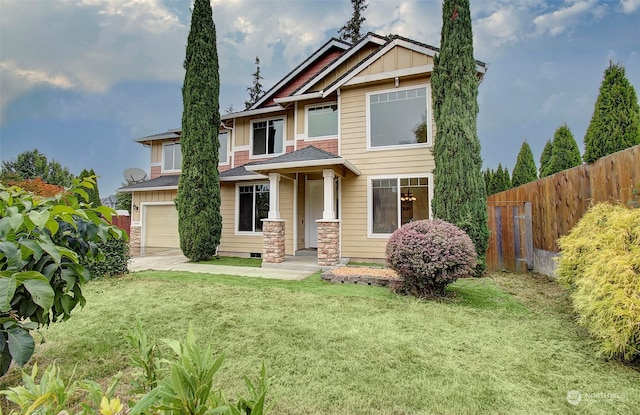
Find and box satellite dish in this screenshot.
[123,168,147,183]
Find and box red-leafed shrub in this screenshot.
[6,177,66,197]
[386,219,477,297]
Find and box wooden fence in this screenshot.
[486,144,639,272]
[111,214,131,237]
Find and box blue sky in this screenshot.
[1,0,639,196]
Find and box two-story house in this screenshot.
[120,33,487,266]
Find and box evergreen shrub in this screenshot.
[386,219,477,297]
[557,203,640,361]
[83,237,130,278]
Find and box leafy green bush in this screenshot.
[0,178,126,375]
[1,324,271,414]
[386,219,477,297]
[130,324,271,415]
[557,202,640,361]
[83,237,130,278]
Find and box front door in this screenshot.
[306,180,324,248]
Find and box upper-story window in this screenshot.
[306,103,338,139]
[163,142,182,172]
[219,132,229,164]
[252,117,284,157]
[367,85,430,149]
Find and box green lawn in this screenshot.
[3,271,639,414]
[198,256,263,267]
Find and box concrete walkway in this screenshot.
[129,252,314,281]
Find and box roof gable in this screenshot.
[250,38,350,110]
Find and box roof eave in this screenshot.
[219,174,267,182]
[245,158,360,176]
[118,185,179,193]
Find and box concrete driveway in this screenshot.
[129,250,313,281]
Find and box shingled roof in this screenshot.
[118,174,179,192]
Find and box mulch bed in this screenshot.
[321,266,403,288]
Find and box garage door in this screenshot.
[144,204,180,248]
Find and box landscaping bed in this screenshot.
[321,265,401,287]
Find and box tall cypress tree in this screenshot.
[511,140,538,187]
[432,0,489,275]
[539,139,553,178]
[483,168,493,195]
[493,164,511,193]
[544,124,582,176]
[176,0,221,261]
[78,168,101,206]
[583,62,640,163]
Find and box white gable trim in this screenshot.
[250,39,349,110]
[343,65,434,87]
[294,34,387,96]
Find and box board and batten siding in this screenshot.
[339,76,435,260]
[218,180,295,257]
[310,44,380,92]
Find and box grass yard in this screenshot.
[2,271,639,414]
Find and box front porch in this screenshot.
[243,146,360,268]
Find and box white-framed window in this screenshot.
[366,85,431,150]
[368,175,432,237]
[162,142,182,172]
[219,132,229,165]
[251,117,285,157]
[237,183,270,233]
[306,103,338,139]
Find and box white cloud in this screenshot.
[620,0,640,13]
[0,0,187,121]
[533,0,598,36]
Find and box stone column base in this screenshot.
[129,226,141,256]
[262,219,286,263]
[317,219,340,267]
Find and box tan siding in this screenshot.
[339,76,434,259]
[132,190,177,222]
[151,142,163,164]
[358,47,433,77]
[218,180,296,256]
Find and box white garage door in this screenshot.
[144,204,180,248]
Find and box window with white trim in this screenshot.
[163,142,182,172]
[306,104,338,138]
[371,177,430,235]
[368,86,429,148]
[219,132,229,164]
[252,118,284,156]
[238,184,270,233]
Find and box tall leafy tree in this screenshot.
[1,149,75,187]
[539,139,553,178]
[583,62,640,163]
[176,0,222,261]
[244,56,264,109]
[511,140,538,187]
[432,0,489,275]
[543,124,582,176]
[338,0,368,44]
[78,168,101,206]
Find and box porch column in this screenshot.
[268,173,281,219]
[322,169,335,219]
[263,173,284,263]
[262,219,286,263]
[316,219,340,267]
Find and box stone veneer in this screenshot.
[317,220,340,266]
[129,226,141,255]
[262,220,286,263]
